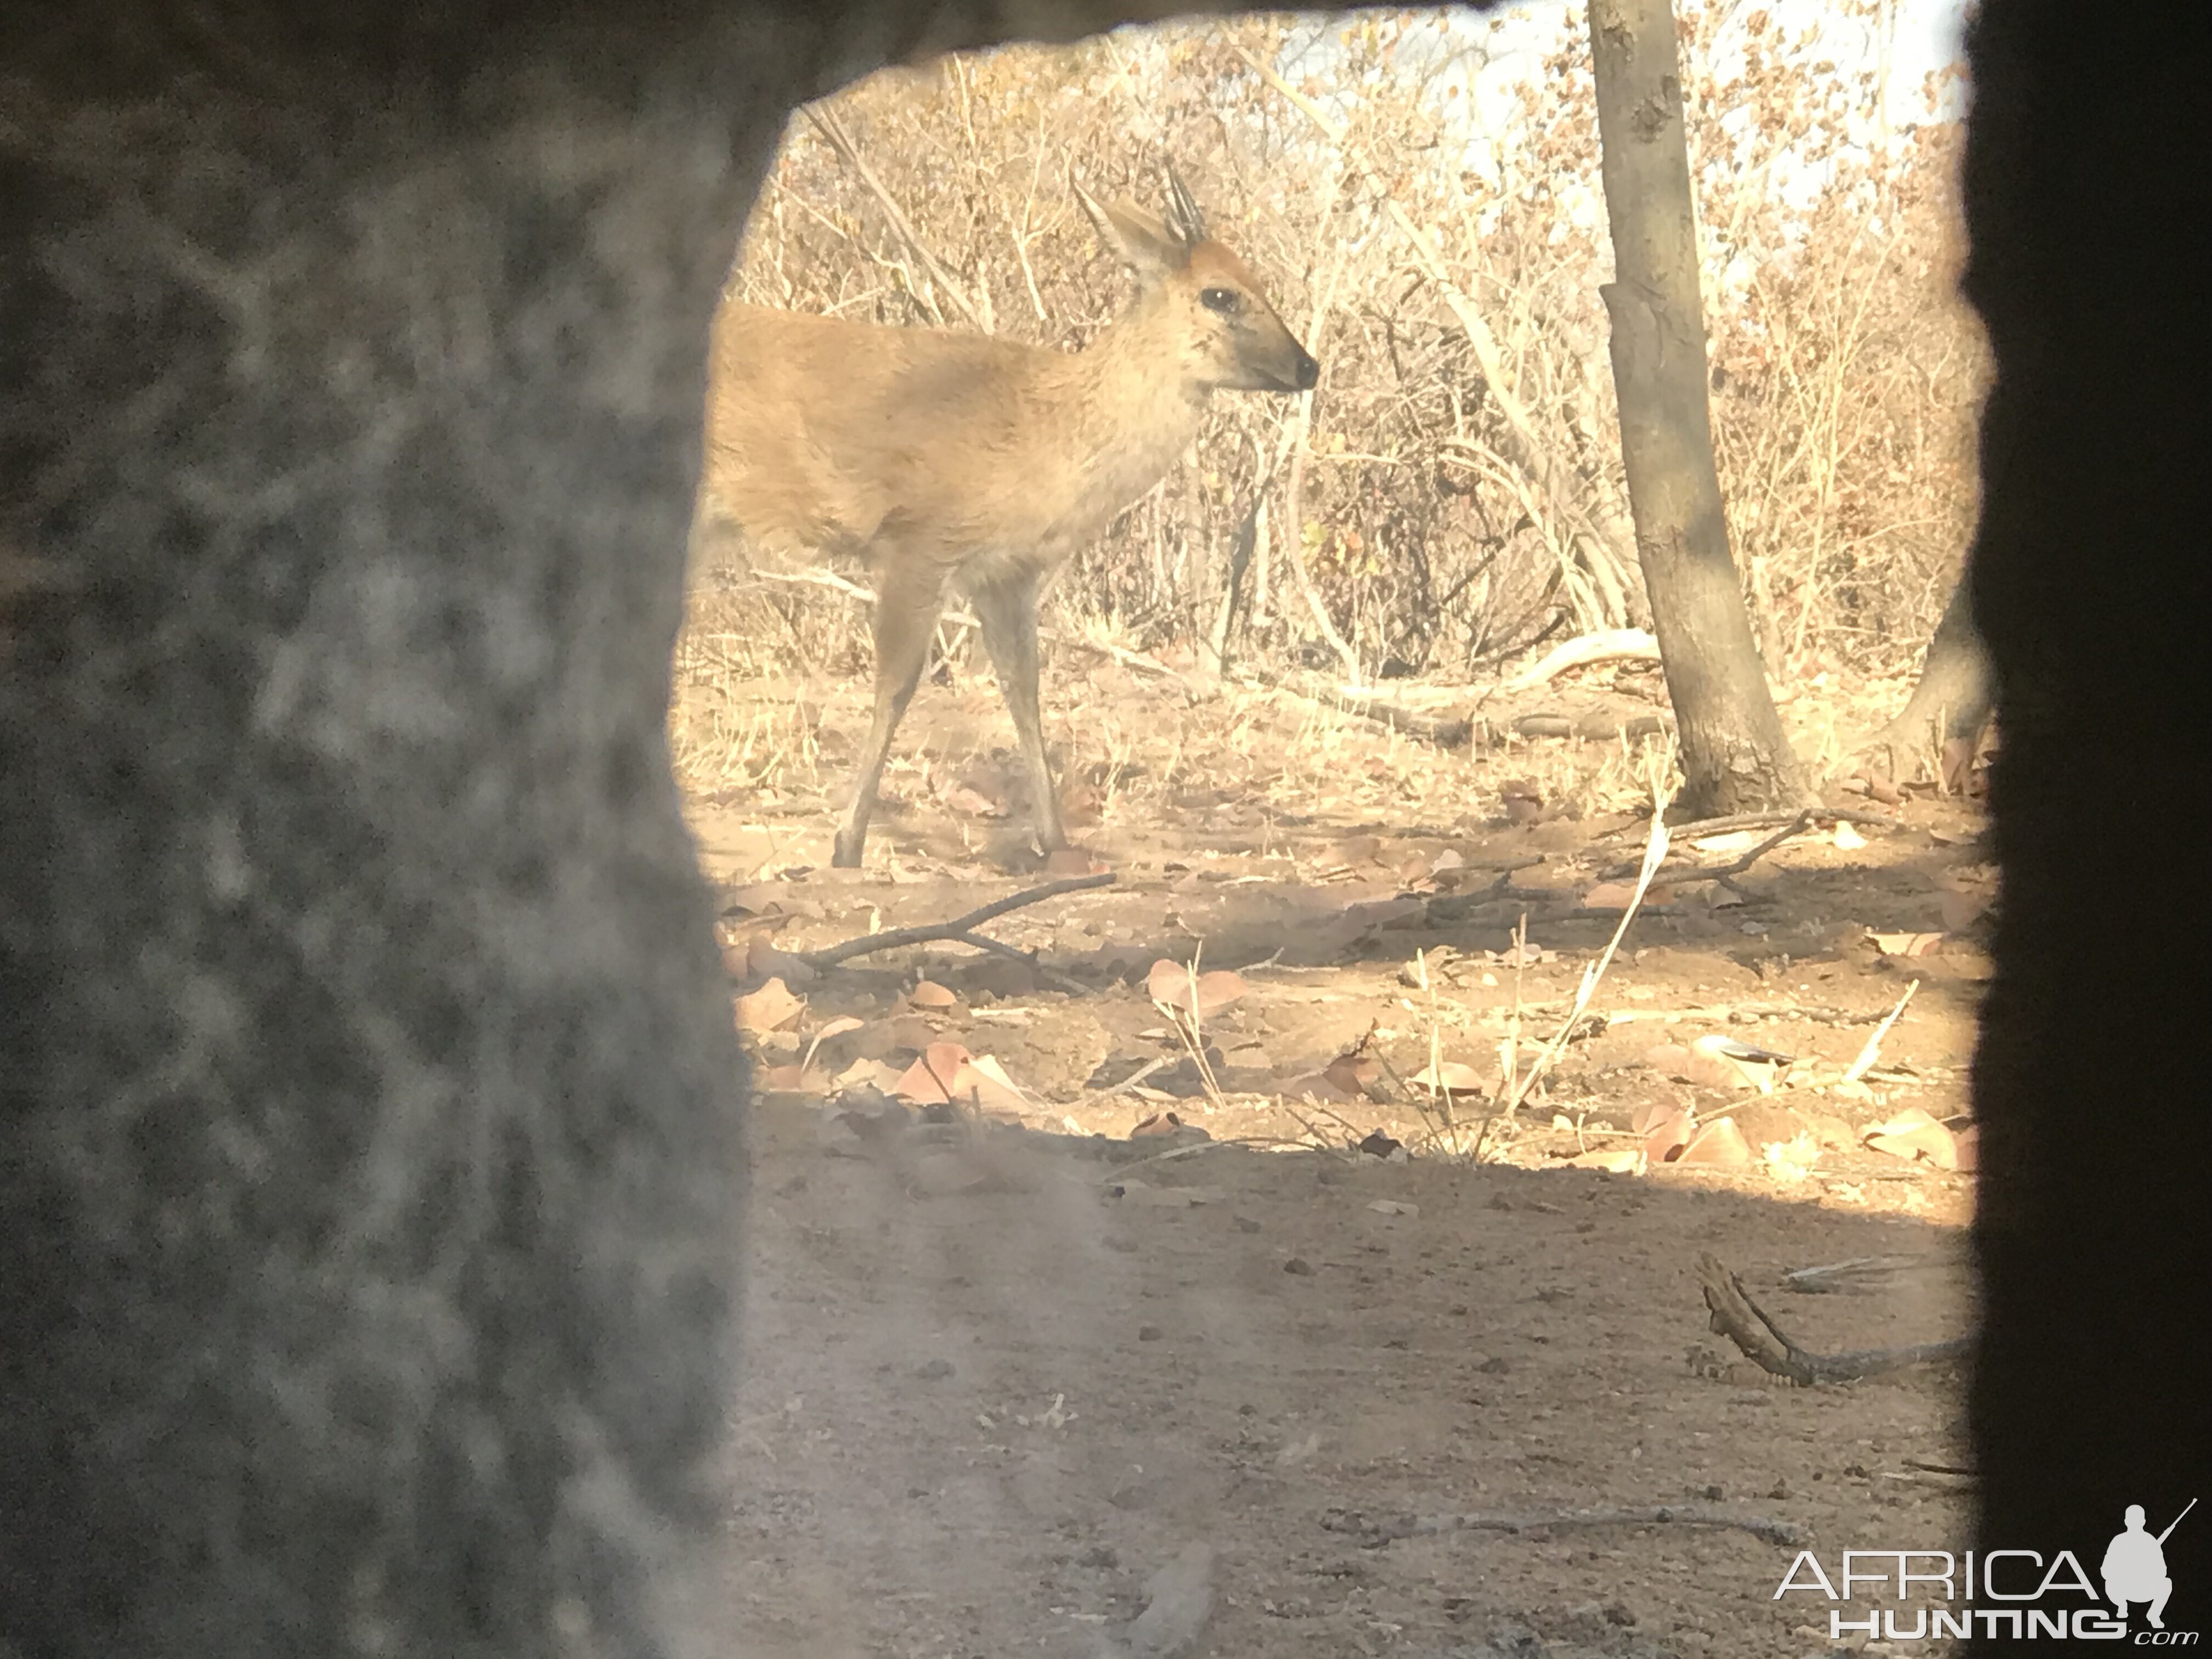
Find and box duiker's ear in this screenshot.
[1074,180,1190,289]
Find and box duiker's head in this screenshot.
[1078,166,1319,396]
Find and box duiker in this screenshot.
[690,168,1318,867]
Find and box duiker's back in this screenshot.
[697,304,1078,568]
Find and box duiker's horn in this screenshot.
[1161,159,1206,248]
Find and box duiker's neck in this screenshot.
[1070,290,1210,416]
[1014,289,1212,537]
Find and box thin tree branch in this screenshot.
[791,873,1116,970]
[804,105,991,333]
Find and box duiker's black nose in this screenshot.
[1294,349,1320,391]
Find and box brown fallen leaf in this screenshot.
[1644,1039,1780,1093]
[1863,1107,1960,1170]
[906,979,961,1011]
[1675,1118,1754,1166]
[1283,1071,1357,1103]
[961,1054,1031,1115]
[891,1041,975,1104]
[1579,879,1643,910]
[831,1058,908,1096]
[734,977,805,1032]
[1324,1052,1380,1099]
[1641,1106,1696,1162]
[1410,1060,1486,1097]
[887,1042,1031,1117]
[1145,961,1249,1018]
[1694,1032,1789,1074]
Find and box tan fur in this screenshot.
[692,182,1317,867]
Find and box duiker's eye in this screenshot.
[1199,286,1242,314]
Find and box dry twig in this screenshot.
[804,105,990,332]
[1323,1503,1806,1550]
[1695,1253,1970,1385]
[790,873,1114,977]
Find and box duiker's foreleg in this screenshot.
[834,560,946,868]
[972,573,1068,858]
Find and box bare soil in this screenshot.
[682,637,1984,1659]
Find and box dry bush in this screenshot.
[683,1,1983,707]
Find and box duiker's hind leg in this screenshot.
[834,560,947,868]
[971,573,1068,859]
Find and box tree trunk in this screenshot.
[1587,0,1814,816]
[1869,578,1993,783]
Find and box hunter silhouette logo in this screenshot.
[2105,1499,2194,1630]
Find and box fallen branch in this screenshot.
[1602,1001,1895,1028]
[1599,806,1897,882]
[1323,1503,1805,1550]
[1504,628,1662,690]
[1696,1253,1970,1385]
[1662,806,1897,840]
[789,872,1115,973]
[1277,681,1670,752]
[1100,1054,1171,1098]
[1509,709,1671,743]
[1273,678,1472,747]
[1783,1252,1964,1295]
[1692,810,1825,881]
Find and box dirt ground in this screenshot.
[679,630,1985,1659]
